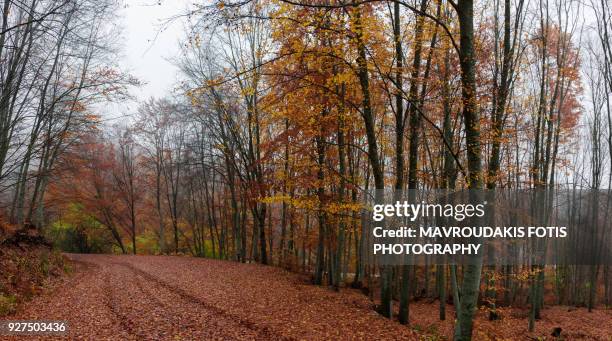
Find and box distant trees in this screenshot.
[51,136,127,253]
[114,129,140,255]
[586,0,612,312]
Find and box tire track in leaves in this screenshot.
[102,262,236,340]
[114,261,294,341]
[101,265,142,340]
[128,263,261,340]
[102,261,199,340]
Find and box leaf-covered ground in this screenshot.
[3,255,419,340]
[2,254,611,340]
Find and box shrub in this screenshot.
[0,294,17,316]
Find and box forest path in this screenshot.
[4,254,418,340]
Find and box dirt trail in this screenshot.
[2,254,417,340]
[6,255,611,340]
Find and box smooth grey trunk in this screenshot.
[454,0,485,339]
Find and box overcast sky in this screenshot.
[112,0,191,118]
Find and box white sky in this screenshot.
[112,0,192,118]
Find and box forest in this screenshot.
[1,0,612,340]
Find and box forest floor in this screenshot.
[1,254,611,340]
